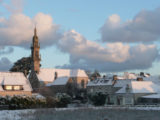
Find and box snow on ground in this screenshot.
[0,109,35,120]
[0,106,160,120]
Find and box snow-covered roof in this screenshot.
[46,77,69,86]
[141,94,160,99]
[37,68,88,82]
[143,76,160,85]
[87,78,112,86]
[0,72,32,91]
[114,79,135,88]
[123,72,138,79]
[116,81,160,94]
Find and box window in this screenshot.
[81,80,85,88]
[13,86,21,90]
[5,86,12,90]
[3,85,23,91]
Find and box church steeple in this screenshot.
[34,27,37,37]
[31,27,41,73]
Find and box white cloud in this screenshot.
[57,30,159,72]
[58,30,130,63]
[3,0,24,14]
[0,1,159,72]
[0,13,61,48]
[0,47,13,55]
[100,8,160,43]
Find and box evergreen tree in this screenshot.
[88,92,107,106]
[10,57,32,76]
[90,70,101,80]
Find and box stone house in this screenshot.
[139,94,160,104]
[41,69,88,96]
[115,81,160,105]
[87,77,119,104]
[29,68,89,96]
[87,78,113,94]
[0,72,32,96]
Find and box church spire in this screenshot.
[31,27,40,73]
[34,27,37,37]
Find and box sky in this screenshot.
[0,0,160,75]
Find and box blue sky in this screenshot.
[1,0,160,75]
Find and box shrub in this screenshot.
[88,92,107,106]
[56,93,72,107]
[0,95,46,110]
[46,96,58,108]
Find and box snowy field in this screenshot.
[0,106,160,120]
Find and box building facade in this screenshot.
[0,72,32,96]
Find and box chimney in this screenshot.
[126,84,130,93]
[137,77,143,81]
[113,75,118,81]
[112,75,118,85]
[140,72,144,77]
[54,72,58,80]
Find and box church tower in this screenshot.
[31,27,41,73]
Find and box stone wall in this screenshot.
[0,91,32,96]
[87,85,113,94]
[16,107,160,120]
[75,77,88,89]
[49,85,67,96]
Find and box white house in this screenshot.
[0,72,32,96]
[115,81,160,105]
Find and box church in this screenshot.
[28,28,88,95]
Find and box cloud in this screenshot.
[3,0,24,14]
[56,30,159,72]
[0,0,3,3]
[0,13,61,48]
[0,47,14,55]
[0,57,13,71]
[100,8,160,43]
[58,30,130,63]
[0,1,159,72]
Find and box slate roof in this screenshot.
[87,78,112,86]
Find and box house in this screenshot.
[139,94,160,104]
[0,72,32,96]
[115,81,160,105]
[87,77,117,104]
[29,68,88,91]
[28,28,89,92]
[87,78,113,94]
[41,69,88,96]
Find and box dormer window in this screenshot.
[5,85,12,90]
[3,85,23,91]
[14,86,21,90]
